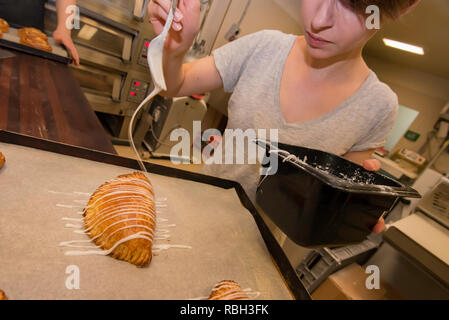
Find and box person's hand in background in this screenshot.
[54,0,80,65]
[148,0,201,56]
[53,27,79,65]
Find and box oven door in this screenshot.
[71,65,123,103]
[44,2,136,62]
[80,0,150,20]
[69,44,128,116]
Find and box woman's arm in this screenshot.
[54,0,80,65]
[163,55,223,97]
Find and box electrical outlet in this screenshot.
[225,23,240,41]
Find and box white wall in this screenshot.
[212,0,303,50]
[364,54,449,174]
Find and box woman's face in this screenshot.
[300,0,377,59]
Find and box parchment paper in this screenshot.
[0,142,293,300]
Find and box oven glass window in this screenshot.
[45,7,128,59]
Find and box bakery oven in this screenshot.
[44,0,156,138]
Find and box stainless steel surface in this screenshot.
[70,64,123,102]
[417,178,449,228]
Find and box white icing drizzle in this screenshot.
[74,192,91,196]
[57,204,84,209]
[48,191,80,196]
[208,281,252,300]
[64,231,153,256]
[62,217,83,222]
[65,223,83,229]
[58,175,192,260]
[83,208,156,233]
[152,244,192,253]
[188,287,260,300]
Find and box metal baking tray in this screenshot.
[255,139,421,248]
[0,131,310,300]
[0,27,72,64]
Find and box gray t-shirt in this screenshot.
[199,30,398,202]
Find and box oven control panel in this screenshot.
[127,79,150,103]
[138,38,152,66]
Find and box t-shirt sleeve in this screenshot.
[212,31,267,93]
[350,89,399,152]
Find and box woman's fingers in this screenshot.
[363,159,381,171]
[149,0,184,33]
[151,0,183,22]
[152,0,171,16]
[372,217,386,234]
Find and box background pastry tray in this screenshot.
[0,27,72,64]
[0,131,310,300]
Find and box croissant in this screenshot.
[18,27,47,40]
[208,280,249,300]
[83,172,156,267]
[0,18,9,33]
[20,35,52,52]
[0,152,5,169]
[0,289,7,300]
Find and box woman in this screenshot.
[148,0,421,234]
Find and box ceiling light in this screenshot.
[383,38,424,55]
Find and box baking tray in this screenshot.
[0,27,72,64]
[255,139,421,247]
[0,131,310,300]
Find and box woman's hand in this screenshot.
[53,27,80,65]
[362,158,386,233]
[148,0,201,56]
[362,158,381,171]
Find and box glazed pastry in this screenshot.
[83,172,156,267]
[18,27,47,40]
[208,280,249,300]
[0,152,5,169]
[0,289,7,300]
[0,18,9,33]
[20,35,52,52]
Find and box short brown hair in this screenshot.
[342,0,418,19]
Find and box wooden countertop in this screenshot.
[0,49,116,154]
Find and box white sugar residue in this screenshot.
[268,147,396,191]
